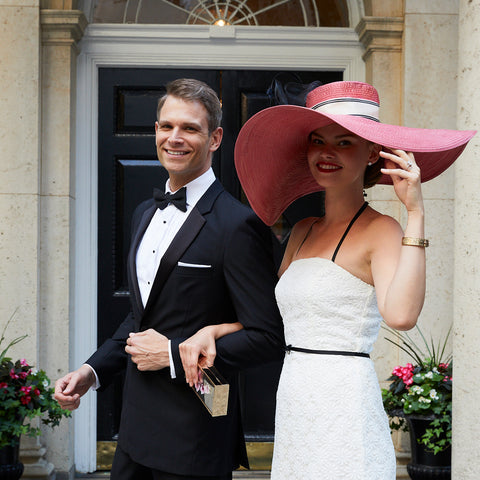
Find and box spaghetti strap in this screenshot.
[331,201,368,263]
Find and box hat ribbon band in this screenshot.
[311,98,380,121]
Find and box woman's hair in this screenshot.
[156,78,222,134]
[364,154,384,188]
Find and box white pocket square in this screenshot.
[178,261,212,269]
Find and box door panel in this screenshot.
[97,67,341,464]
[97,68,220,440]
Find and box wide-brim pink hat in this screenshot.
[234,81,476,226]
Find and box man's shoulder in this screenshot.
[211,192,273,246]
[135,197,154,211]
[130,198,155,227]
[215,188,262,223]
[132,197,154,214]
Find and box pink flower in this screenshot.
[20,386,32,394]
[0,382,8,389]
[20,359,29,367]
[392,363,414,385]
[195,382,210,395]
[18,371,29,380]
[9,369,19,380]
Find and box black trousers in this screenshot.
[110,444,233,480]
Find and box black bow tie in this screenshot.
[153,187,187,212]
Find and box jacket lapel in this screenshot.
[128,203,157,317]
[142,180,224,317]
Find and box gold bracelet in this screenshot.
[402,237,429,248]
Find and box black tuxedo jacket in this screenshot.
[87,180,284,476]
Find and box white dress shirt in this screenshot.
[136,168,215,378]
[136,168,215,306]
[87,168,216,386]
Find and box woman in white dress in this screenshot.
[179,81,475,479]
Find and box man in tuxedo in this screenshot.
[54,78,284,480]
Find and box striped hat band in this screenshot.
[310,97,380,122]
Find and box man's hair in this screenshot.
[156,78,222,134]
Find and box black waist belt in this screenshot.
[285,345,370,358]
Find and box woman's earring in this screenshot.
[367,162,372,166]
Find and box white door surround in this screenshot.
[74,23,366,473]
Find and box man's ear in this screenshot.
[209,127,223,152]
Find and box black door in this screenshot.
[97,67,342,465]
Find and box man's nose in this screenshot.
[169,127,183,143]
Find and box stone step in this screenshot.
[76,472,270,479]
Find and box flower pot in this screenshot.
[0,439,24,480]
[405,416,451,480]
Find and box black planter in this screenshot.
[0,439,24,480]
[405,416,451,480]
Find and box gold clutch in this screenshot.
[193,365,229,417]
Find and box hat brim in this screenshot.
[234,105,476,226]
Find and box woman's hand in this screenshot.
[180,326,217,387]
[179,322,243,387]
[380,149,424,214]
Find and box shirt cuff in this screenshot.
[168,340,176,379]
[83,363,100,390]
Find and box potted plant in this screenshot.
[381,325,452,480]
[0,315,70,480]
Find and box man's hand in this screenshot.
[125,329,170,371]
[54,365,96,411]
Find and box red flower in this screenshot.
[33,388,41,396]
[20,395,31,405]
[20,386,32,394]
[392,363,414,386]
[9,369,19,380]
[0,382,8,389]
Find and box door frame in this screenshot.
[74,23,365,473]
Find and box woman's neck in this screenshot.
[323,187,366,226]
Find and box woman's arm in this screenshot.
[179,322,243,387]
[371,149,426,330]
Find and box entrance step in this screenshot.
[76,471,271,479]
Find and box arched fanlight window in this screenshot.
[92,0,349,27]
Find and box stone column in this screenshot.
[355,13,404,226]
[355,7,408,478]
[0,1,41,368]
[454,1,480,477]
[0,0,51,478]
[402,3,461,463]
[1,3,87,479]
[402,2,461,348]
[38,5,87,479]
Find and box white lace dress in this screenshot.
[271,258,396,479]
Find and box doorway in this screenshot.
[74,24,364,473]
[96,67,341,469]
